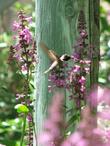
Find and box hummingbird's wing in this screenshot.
[40,42,59,61]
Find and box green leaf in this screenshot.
[15,104,29,113]
[30,83,35,89]
[98,77,106,84]
[0,42,7,48]
[67,112,80,128]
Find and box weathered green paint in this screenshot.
[35,0,99,145]
[0,0,16,13]
[88,0,100,87]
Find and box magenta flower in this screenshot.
[25,17,32,23]
[39,87,110,146]
[13,53,21,61]
[84,67,90,73]
[9,10,36,73]
[27,113,33,122]
[9,10,36,146]
[98,109,110,120]
[71,52,80,60]
[86,86,110,107]
[12,21,20,31]
[16,93,25,100]
[39,93,65,146]
[80,85,85,92]
[14,44,21,51]
[21,64,28,72]
[20,28,32,45]
[79,76,86,84]
[73,65,80,73]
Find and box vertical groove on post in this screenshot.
[88,0,100,87]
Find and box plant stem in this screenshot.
[20,114,27,146]
[33,121,37,145]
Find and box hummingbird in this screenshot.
[40,42,71,74]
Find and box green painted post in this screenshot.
[35,0,99,145]
[88,0,100,87]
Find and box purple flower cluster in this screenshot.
[73,10,88,59]
[48,10,90,110]
[48,64,68,92]
[16,93,25,104]
[68,59,90,108]
[8,10,36,73]
[70,11,90,108]
[9,10,36,146]
[62,105,109,146]
[67,11,90,108]
[86,86,110,108]
[39,88,110,146]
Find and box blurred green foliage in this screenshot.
[0,0,35,145]
[100,0,110,86]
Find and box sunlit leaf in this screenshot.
[15,104,29,113]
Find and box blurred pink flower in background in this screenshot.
[86,86,110,107]
[39,87,110,146]
[39,93,65,146]
[12,21,20,31]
